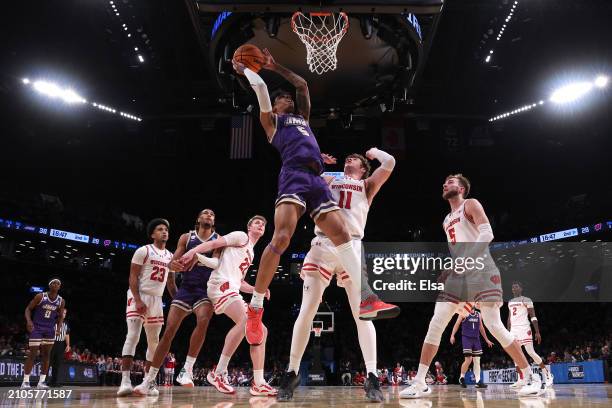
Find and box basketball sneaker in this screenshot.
[277,371,301,402]
[250,381,278,396]
[509,377,526,389]
[207,370,235,394]
[364,372,383,402]
[475,381,488,389]
[545,372,554,387]
[459,377,466,388]
[246,305,264,345]
[399,382,432,399]
[20,382,31,389]
[36,381,49,389]
[117,382,133,397]
[359,296,400,320]
[133,379,158,396]
[176,367,194,387]
[517,374,544,397]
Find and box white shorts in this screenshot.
[511,325,533,345]
[125,289,164,326]
[164,368,174,376]
[437,266,503,316]
[207,280,244,315]
[300,236,354,287]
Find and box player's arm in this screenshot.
[232,61,276,141]
[239,280,270,299]
[507,310,511,331]
[180,231,248,269]
[129,262,146,314]
[364,147,396,204]
[56,298,66,336]
[24,293,43,333]
[480,318,494,347]
[464,199,494,242]
[262,48,310,121]
[167,233,190,297]
[450,315,463,344]
[527,303,542,344]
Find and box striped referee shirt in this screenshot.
[54,321,69,342]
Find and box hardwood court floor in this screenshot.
[1,384,611,407]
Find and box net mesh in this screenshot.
[291,12,349,75]
[313,327,323,337]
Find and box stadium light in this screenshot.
[31,80,87,104]
[549,81,593,104]
[595,75,609,88]
[22,78,30,84]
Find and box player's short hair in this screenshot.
[147,218,169,237]
[347,153,371,179]
[195,209,216,231]
[247,215,267,228]
[271,89,292,104]
[446,173,471,198]
[512,281,523,288]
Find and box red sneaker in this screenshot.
[250,381,278,396]
[246,305,264,345]
[359,296,400,320]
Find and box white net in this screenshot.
[313,327,323,337]
[291,12,349,75]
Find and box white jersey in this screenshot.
[131,244,173,297]
[209,231,254,289]
[508,296,534,327]
[442,200,479,243]
[315,176,369,239]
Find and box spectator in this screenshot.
[547,352,559,364]
[340,360,352,386]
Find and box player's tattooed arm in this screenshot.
[24,293,43,333]
[262,49,311,120]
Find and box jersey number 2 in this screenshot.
[338,191,352,209]
[512,307,517,316]
[150,266,166,282]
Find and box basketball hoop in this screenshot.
[291,11,349,75]
[313,327,323,337]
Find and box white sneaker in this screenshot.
[176,368,194,387]
[117,382,133,396]
[133,380,158,396]
[509,377,526,389]
[207,371,235,394]
[250,381,278,396]
[545,372,554,387]
[37,382,49,389]
[518,375,544,397]
[21,382,31,389]
[399,382,432,399]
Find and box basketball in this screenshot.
[233,44,265,73]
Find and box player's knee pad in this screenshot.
[424,302,457,346]
[480,305,513,348]
[122,319,142,357]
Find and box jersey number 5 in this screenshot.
[150,266,166,282]
[338,191,353,209]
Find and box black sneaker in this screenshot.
[459,377,467,388]
[475,380,488,389]
[277,371,300,402]
[364,373,383,402]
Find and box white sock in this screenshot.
[147,367,159,383]
[39,374,46,383]
[23,374,30,383]
[253,369,265,385]
[121,370,131,383]
[184,356,196,372]
[415,363,429,385]
[216,355,230,374]
[250,291,266,309]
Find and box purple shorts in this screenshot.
[29,326,55,346]
[462,336,482,356]
[171,285,210,313]
[276,167,339,220]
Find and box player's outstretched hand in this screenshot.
[262,48,276,70]
[535,332,542,344]
[450,335,455,345]
[486,339,494,348]
[365,147,379,160]
[321,153,337,164]
[232,59,246,76]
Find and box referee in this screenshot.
[49,308,70,387]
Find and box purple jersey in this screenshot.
[461,311,481,338]
[32,292,62,331]
[181,231,218,287]
[272,114,324,173]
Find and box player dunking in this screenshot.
[134,209,218,393]
[172,216,276,396]
[232,49,395,345]
[117,219,173,397]
[21,278,65,389]
[450,306,493,388]
[508,281,554,388]
[277,148,396,402]
[400,174,543,398]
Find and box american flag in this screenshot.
[230,115,253,159]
